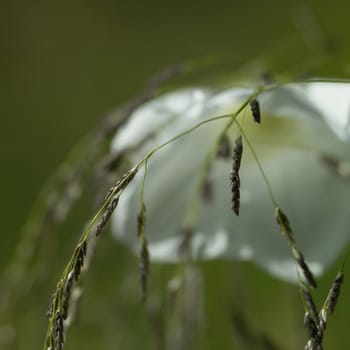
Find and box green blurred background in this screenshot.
[1,1,350,349]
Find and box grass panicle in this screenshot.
[1,64,171,346]
[230,135,243,216]
[45,242,88,350]
[250,98,261,124]
[275,207,317,288]
[0,132,103,344]
[44,168,137,350]
[300,281,320,345]
[304,269,344,350]
[41,79,349,349]
[43,87,268,349]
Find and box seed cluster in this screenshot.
[324,271,343,316]
[275,207,317,288]
[46,241,87,350]
[250,98,261,124]
[139,237,150,303]
[137,202,150,303]
[45,169,137,350]
[38,82,347,350]
[304,270,344,350]
[230,135,243,216]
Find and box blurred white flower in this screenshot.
[111,82,350,283]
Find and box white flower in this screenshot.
[111,82,350,283]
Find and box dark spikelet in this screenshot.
[201,178,214,203]
[137,201,149,303]
[301,283,319,323]
[140,238,150,303]
[297,252,317,289]
[96,197,119,237]
[324,271,344,316]
[96,168,137,237]
[275,207,317,288]
[46,288,57,319]
[178,226,193,258]
[81,240,87,257]
[217,133,231,159]
[53,310,64,350]
[137,213,143,237]
[230,135,243,215]
[72,242,87,282]
[275,207,292,233]
[137,205,145,239]
[61,272,74,320]
[304,312,319,340]
[44,168,139,349]
[250,98,261,124]
[137,203,146,238]
[104,168,137,201]
[304,271,344,350]
[305,338,322,350]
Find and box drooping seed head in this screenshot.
[230,135,243,216]
[250,99,261,124]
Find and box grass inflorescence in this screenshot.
[250,98,261,124]
[42,87,266,349]
[1,65,188,350]
[230,135,243,216]
[5,71,342,350]
[304,269,344,350]
[44,168,137,350]
[137,159,150,303]
[275,207,317,289]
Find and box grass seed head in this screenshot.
[250,98,261,124]
[230,135,243,216]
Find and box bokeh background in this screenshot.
[1,1,350,349]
